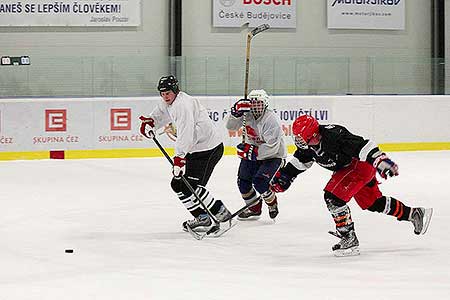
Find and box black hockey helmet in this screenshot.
[157,75,180,94]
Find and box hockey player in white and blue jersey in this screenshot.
[225,89,286,220]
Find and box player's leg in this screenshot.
[324,191,359,256]
[323,160,373,256]
[171,144,230,231]
[362,179,433,235]
[253,158,283,219]
[237,159,262,220]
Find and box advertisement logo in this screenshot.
[332,0,401,6]
[110,108,131,131]
[45,109,67,132]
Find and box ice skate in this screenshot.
[214,203,232,222]
[182,214,212,232]
[237,200,262,220]
[331,230,360,257]
[266,198,279,220]
[409,207,433,235]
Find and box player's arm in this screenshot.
[334,126,398,179]
[271,149,314,193]
[139,103,171,138]
[359,139,399,179]
[225,98,252,131]
[170,100,196,178]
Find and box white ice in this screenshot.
[1,151,449,300]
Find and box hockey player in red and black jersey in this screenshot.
[270,115,433,257]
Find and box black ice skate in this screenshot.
[215,203,232,222]
[237,200,262,220]
[182,214,212,232]
[331,230,360,257]
[409,207,433,235]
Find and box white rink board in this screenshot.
[0,95,449,152]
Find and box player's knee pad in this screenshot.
[237,177,253,195]
[324,192,354,233]
[324,191,347,209]
[253,175,270,195]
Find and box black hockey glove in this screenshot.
[271,170,295,193]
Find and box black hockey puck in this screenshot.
[65,249,74,253]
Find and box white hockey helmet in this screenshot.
[248,89,269,119]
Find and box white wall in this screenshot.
[0,0,434,97]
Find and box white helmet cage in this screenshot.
[248,89,269,119]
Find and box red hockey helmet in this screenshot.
[292,115,320,149]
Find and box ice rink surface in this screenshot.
[1,151,449,300]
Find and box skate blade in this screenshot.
[419,208,433,235]
[237,215,261,221]
[328,231,341,238]
[333,246,360,257]
[210,219,238,238]
[185,224,205,240]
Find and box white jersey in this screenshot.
[225,109,287,160]
[149,91,222,157]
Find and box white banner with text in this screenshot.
[327,0,405,30]
[0,0,141,26]
[212,0,296,29]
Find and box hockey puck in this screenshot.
[65,249,74,253]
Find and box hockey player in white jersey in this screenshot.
[225,89,286,220]
[139,75,231,232]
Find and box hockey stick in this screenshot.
[223,198,261,222]
[151,136,220,225]
[242,23,270,142]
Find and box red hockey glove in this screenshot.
[373,154,399,179]
[231,99,251,117]
[173,156,186,179]
[270,171,294,193]
[139,116,155,139]
[237,143,258,161]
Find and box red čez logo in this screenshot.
[110,108,131,131]
[45,109,67,132]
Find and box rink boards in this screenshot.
[0,95,449,160]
